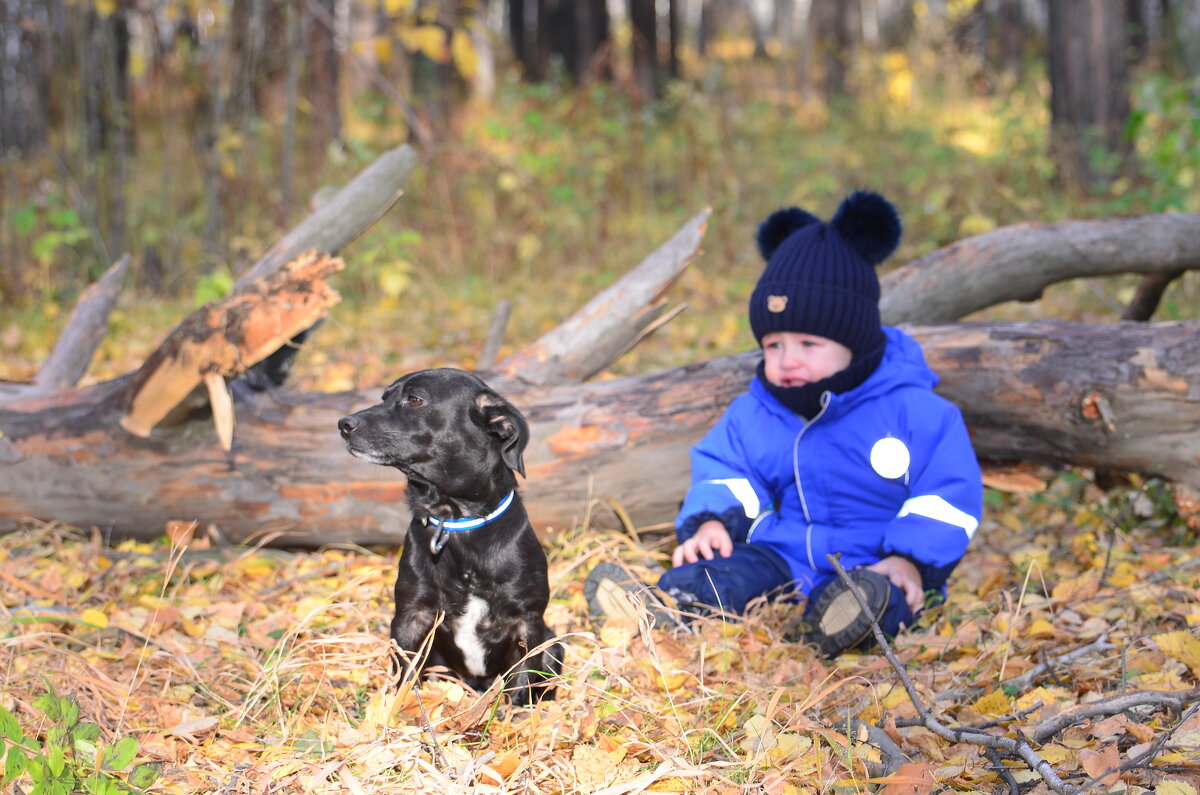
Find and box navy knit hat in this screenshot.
[749,191,902,356]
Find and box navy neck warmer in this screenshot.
[755,337,887,420]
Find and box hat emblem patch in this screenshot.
[767,295,788,313]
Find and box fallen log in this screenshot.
[880,213,1200,323]
[1,319,1197,544]
[2,137,1200,547]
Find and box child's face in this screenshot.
[762,332,853,388]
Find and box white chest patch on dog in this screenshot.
[454,596,491,677]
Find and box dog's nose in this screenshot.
[338,416,357,437]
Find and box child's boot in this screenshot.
[803,569,891,657]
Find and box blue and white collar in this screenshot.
[425,490,515,554]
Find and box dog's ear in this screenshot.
[474,391,530,477]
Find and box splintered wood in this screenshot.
[119,250,344,446]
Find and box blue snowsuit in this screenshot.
[660,326,983,633]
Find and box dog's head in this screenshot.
[338,368,530,496]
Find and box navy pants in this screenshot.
[658,542,915,636]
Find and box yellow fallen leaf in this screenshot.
[239,557,278,580]
[598,623,637,648]
[572,744,618,790]
[769,732,813,760]
[1013,686,1073,717]
[79,608,108,628]
[1157,781,1199,795]
[1026,617,1057,638]
[1037,744,1073,765]
[1154,630,1200,678]
[1051,572,1100,602]
[741,714,778,755]
[971,688,1009,717]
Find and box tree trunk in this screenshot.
[998,0,1024,81]
[306,0,342,148]
[1047,0,1131,189]
[2,319,1198,544]
[0,0,51,156]
[630,0,658,101]
[548,0,611,84]
[817,0,857,101]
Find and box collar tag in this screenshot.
[426,491,516,554]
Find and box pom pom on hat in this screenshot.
[756,207,821,261]
[748,190,902,354]
[830,191,902,265]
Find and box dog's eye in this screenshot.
[404,395,425,407]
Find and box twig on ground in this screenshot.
[843,718,909,776]
[826,555,1083,795]
[985,747,1021,795]
[1118,701,1200,774]
[1031,688,1200,745]
[934,633,1115,703]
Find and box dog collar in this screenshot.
[426,490,515,554]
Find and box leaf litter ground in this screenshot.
[2,475,1199,794]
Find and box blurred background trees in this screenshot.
[1,0,1199,384]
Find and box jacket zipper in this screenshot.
[794,392,832,570]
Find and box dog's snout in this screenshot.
[338,416,358,438]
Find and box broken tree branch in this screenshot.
[1121,270,1187,321]
[881,213,1200,323]
[33,255,131,394]
[493,208,710,386]
[1030,688,1200,745]
[120,250,344,440]
[234,144,418,289]
[934,634,1116,703]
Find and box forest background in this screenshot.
[2,0,1200,793]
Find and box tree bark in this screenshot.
[2,319,1198,544]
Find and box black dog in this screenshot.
[338,368,560,705]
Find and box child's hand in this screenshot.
[672,520,733,566]
[866,556,924,614]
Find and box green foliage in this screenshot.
[352,229,421,301]
[0,684,161,795]
[7,190,94,297]
[1125,71,1200,214]
[192,266,235,306]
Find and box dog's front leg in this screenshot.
[389,610,438,686]
[504,621,562,707]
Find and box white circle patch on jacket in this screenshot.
[870,437,910,479]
